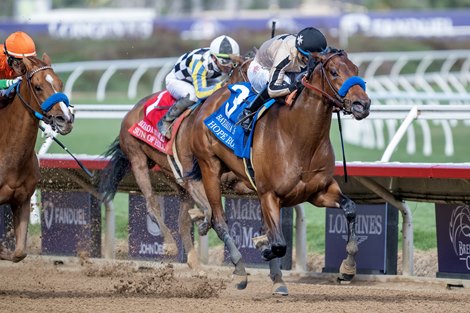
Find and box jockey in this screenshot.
[0,31,37,107]
[157,35,240,139]
[240,27,327,131]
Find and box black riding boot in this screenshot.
[240,87,270,132]
[157,95,195,139]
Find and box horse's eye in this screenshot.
[330,69,339,77]
[34,85,42,92]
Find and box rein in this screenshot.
[16,65,70,124]
[300,52,366,113]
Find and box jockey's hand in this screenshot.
[6,77,21,87]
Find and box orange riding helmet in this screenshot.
[4,31,36,58]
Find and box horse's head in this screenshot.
[13,53,74,135]
[303,47,371,120]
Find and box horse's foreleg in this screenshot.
[257,192,286,261]
[199,159,248,290]
[339,194,358,281]
[310,183,358,281]
[179,197,200,269]
[12,202,29,262]
[269,258,288,296]
[130,159,178,256]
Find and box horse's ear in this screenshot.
[229,54,244,65]
[42,53,51,66]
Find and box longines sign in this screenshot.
[324,203,398,274]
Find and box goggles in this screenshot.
[215,53,234,66]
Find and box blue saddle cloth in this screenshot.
[204,82,274,159]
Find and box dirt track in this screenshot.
[1,254,469,313]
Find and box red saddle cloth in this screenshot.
[128,90,179,155]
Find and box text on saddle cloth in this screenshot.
[128,90,177,155]
[203,82,275,159]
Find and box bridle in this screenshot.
[15,64,70,125]
[301,51,366,114]
[228,57,251,83]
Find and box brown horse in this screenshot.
[0,54,74,262]
[98,54,253,287]
[189,47,371,294]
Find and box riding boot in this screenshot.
[240,87,270,132]
[157,95,195,139]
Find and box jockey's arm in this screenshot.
[191,59,223,100]
[267,53,293,98]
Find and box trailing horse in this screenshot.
[97,54,253,288]
[189,47,371,294]
[0,54,74,262]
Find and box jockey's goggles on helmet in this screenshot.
[215,53,233,65]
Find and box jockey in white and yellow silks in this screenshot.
[157,35,240,139]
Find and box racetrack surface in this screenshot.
[1,255,469,313]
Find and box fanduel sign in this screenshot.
[41,191,101,257]
[324,203,398,274]
[436,204,470,279]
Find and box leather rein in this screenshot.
[301,52,353,113]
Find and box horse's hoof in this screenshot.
[338,273,355,282]
[163,243,178,256]
[272,282,289,296]
[186,250,200,270]
[339,259,356,277]
[12,252,27,263]
[197,221,211,237]
[232,274,248,290]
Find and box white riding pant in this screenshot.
[247,59,270,94]
[165,72,197,102]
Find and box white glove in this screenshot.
[5,76,22,87]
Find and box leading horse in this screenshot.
[189,47,371,294]
[0,54,74,262]
[98,54,253,287]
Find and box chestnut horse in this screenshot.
[189,48,371,294]
[98,55,252,288]
[0,54,74,262]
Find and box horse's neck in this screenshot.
[287,91,333,145]
[5,91,40,155]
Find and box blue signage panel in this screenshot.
[0,204,14,251]
[128,193,187,262]
[224,197,292,269]
[41,191,101,257]
[435,204,470,279]
[324,203,398,274]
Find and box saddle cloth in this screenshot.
[128,90,181,155]
[203,82,274,159]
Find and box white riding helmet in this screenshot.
[210,35,240,57]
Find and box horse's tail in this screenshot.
[96,137,130,202]
[187,156,202,181]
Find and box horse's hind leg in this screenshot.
[130,157,178,256]
[179,196,200,269]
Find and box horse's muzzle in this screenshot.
[49,113,74,135]
[351,99,371,120]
